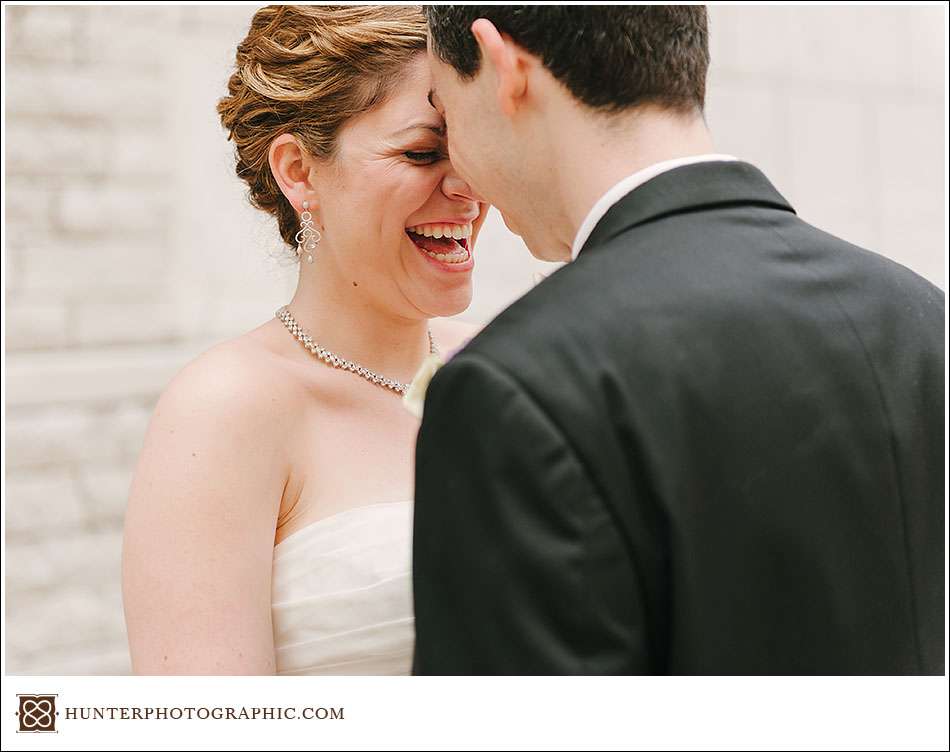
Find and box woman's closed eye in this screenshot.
[404,150,445,165]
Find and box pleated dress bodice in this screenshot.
[271,500,414,675]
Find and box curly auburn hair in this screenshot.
[217,5,428,250]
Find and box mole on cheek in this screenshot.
[352,281,358,287]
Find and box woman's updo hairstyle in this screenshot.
[217,5,428,249]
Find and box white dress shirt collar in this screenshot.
[570,153,739,260]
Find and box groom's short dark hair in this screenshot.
[424,5,709,114]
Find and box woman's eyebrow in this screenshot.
[391,122,444,138]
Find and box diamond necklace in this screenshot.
[275,306,438,396]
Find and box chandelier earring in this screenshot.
[295,200,321,264]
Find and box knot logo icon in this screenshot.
[16,694,57,733]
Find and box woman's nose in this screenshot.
[441,167,484,204]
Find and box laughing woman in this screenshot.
[121,5,485,675]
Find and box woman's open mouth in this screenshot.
[406,222,473,269]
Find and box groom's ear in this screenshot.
[470,19,528,118]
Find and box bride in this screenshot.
[121,5,485,675]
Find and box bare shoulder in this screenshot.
[429,317,483,356]
[127,331,293,560]
[156,335,293,429]
[140,328,309,477]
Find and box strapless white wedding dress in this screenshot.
[271,500,415,675]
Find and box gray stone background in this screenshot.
[4,5,946,674]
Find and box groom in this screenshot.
[412,6,944,674]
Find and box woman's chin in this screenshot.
[418,287,473,319]
[401,236,474,316]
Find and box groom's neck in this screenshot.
[547,102,716,252]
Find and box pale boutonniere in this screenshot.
[402,336,473,419]
[402,351,444,419]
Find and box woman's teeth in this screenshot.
[406,222,473,265]
[420,248,470,263]
[406,222,473,240]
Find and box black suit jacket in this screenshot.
[411,161,945,675]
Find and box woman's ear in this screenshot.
[268,134,317,215]
[470,19,527,118]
